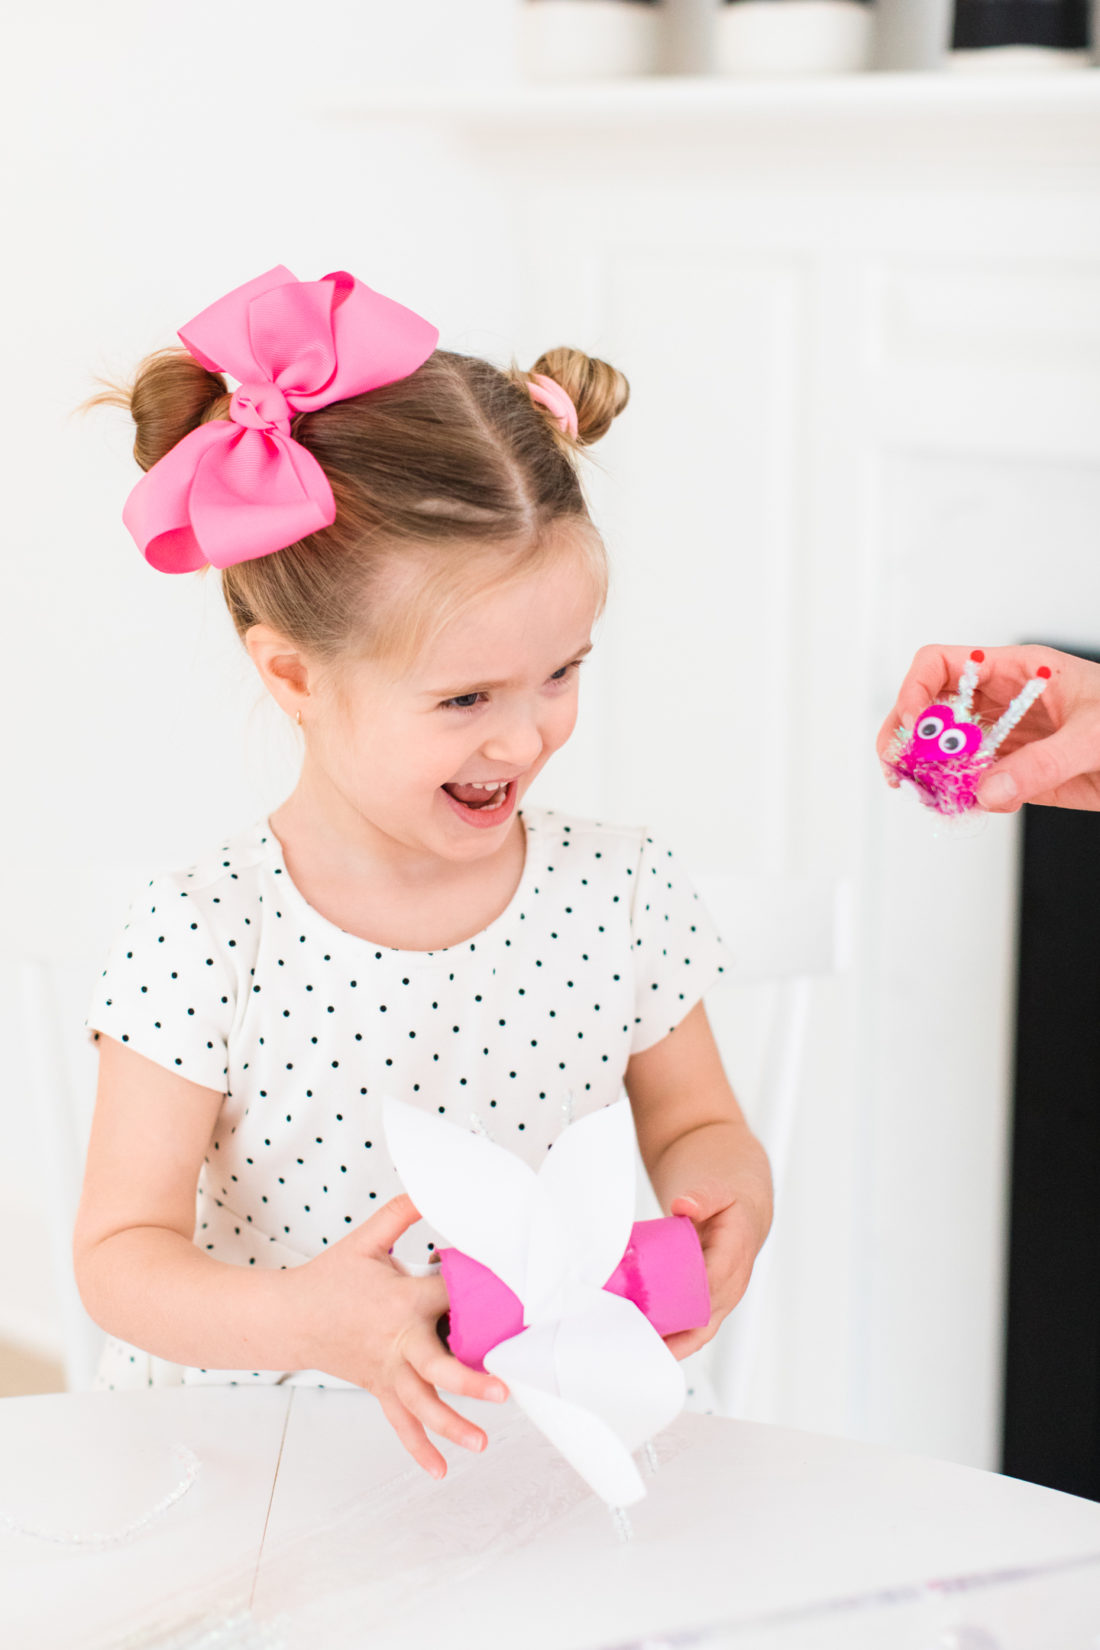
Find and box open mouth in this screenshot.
[440,777,519,827]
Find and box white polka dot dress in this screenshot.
[86,807,731,1388]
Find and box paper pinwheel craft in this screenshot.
[437,1214,709,1373]
[383,1097,710,1507]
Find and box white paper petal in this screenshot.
[484,1292,684,1505]
[486,1331,649,1507]
[553,1290,685,1451]
[533,1100,638,1294]
[382,1097,534,1300]
[521,1181,571,1325]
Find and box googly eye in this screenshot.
[916,715,944,741]
[939,727,968,756]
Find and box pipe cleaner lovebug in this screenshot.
[885,650,1052,817]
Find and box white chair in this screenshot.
[669,871,849,1418]
[13,863,148,1391]
[18,955,107,1391]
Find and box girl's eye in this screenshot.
[438,660,583,713]
[440,692,485,713]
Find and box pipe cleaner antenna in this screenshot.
[981,666,1052,757]
[957,649,984,719]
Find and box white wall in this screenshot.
[0,0,521,1355]
[3,0,521,883]
[450,79,1100,1467]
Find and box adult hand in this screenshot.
[662,1182,764,1361]
[286,1193,507,1479]
[877,644,1100,813]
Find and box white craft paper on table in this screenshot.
[383,1097,685,1506]
[0,1387,291,1650]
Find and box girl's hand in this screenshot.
[286,1194,508,1479]
[659,1181,771,1359]
[662,1183,766,1360]
[877,643,1100,813]
[625,1002,773,1362]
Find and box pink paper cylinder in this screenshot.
[438,1215,710,1372]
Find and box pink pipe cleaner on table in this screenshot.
[885,650,1052,816]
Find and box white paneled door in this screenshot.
[402,75,1100,1468]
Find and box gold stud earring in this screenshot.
[295,710,302,727]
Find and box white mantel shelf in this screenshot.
[339,68,1100,125]
[335,71,1100,179]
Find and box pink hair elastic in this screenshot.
[527,372,579,440]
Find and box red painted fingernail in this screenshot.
[1038,666,1051,678]
[971,649,985,662]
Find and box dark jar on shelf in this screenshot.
[948,0,1092,69]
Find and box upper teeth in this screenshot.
[466,780,508,790]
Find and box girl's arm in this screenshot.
[73,1036,505,1476]
[624,999,773,1359]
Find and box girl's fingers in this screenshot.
[406,1325,509,1406]
[696,1241,752,1321]
[672,1190,754,1276]
[672,1194,756,1325]
[664,1323,713,1360]
[395,1366,489,1455]
[670,1183,729,1223]
[701,1226,749,1292]
[359,1193,425,1258]
[410,1269,451,1322]
[665,1256,752,1360]
[378,1392,448,1480]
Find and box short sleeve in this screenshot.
[85,877,234,1091]
[629,833,733,1055]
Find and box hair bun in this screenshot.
[528,348,629,447]
[87,347,229,473]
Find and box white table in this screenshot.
[1,1387,1098,1650]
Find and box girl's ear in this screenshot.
[244,624,314,719]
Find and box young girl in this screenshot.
[75,265,773,1479]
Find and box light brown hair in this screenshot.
[93,343,629,673]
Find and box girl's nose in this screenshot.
[481,712,544,772]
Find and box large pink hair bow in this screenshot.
[122,266,438,573]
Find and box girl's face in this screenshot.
[302,549,601,866]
